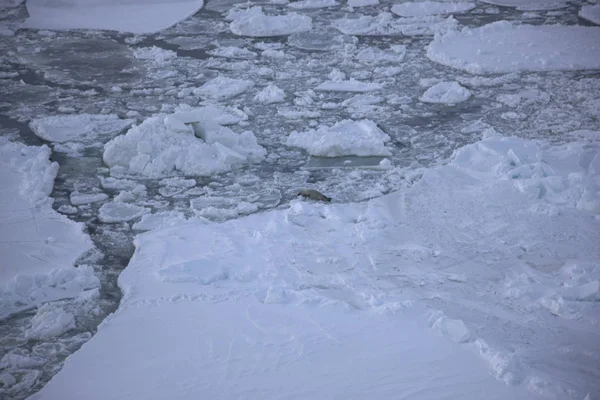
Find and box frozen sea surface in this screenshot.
[0,0,599,398]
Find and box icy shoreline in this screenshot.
[30,133,600,400]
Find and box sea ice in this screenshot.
[133,46,177,63]
[348,0,379,6]
[31,134,600,400]
[207,46,258,59]
[420,81,471,104]
[286,119,392,157]
[23,0,205,33]
[70,192,109,206]
[229,6,312,37]
[254,84,286,104]
[333,12,457,36]
[132,211,189,231]
[391,1,475,17]
[355,46,406,63]
[427,21,600,74]
[288,0,338,9]
[315,79,382,92]
[478,0,566,10]
[0,138,96,319]
[193,76,254,101]
[25,304,75,340]
[103,108,266,178]
[98,202,150,223]
[29,114,134,144]
[579,4,600,25]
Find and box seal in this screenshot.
[297,189,331,202]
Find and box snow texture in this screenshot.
[391,1,475,17]
[420,81,471,104]
[23,0,205,33]
[286,119,391,157]
[31,135,600,400]
[229,6,312,37]
[427,21,600,74]
[30,114,134,144]
[0,138,96,320]
[579,4,600,25]
[103,107,266,178]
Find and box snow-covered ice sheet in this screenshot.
[286,119,391,157]
[30,114,134,144]
[579,4,600,25]
[427,21,600,74]
[0,138,97,319]
[103,107,266,178]
[228,6,312,37]
[23,0,205,34]
[391,1,475,17]
[420,81,471,104]
[31,134,600,399]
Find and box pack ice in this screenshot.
[0,138,97,320]
[228,6,312,37]
[30,133,600,399]
[103,107,266,178]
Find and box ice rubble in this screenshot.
[579,4,600,25]
[391,1,475,17]
[333,11,458,36]
[288,0,339,9]
[0,138,97,320]
[23,0,205,33]
[427,21,600,74]
[103,107,266,178]
[286,119,392,157]
[31,134,600,400]
[420,81,471,104]
[193,76,255,101]
[228,6,312,37]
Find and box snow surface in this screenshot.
[420,81,471,104]
[103,107,266,178]
[579,4,600,25]
[31,134,600,400]
[391,1,475,17]
[427,22,600,74]
[286,119,391,157]
[23,0,205,34]
[0,138,97,320]
[229,6,312,37]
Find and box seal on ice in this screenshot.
[297,189,331,202]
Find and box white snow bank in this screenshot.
[229,6,312,37]
[420,81,471,104]
[103,107,266,178]
[23,0,205,34]
[479,0,566,10]
[0,138,96,319]
[579,4,600,25]
[286,119,391,157]
[391,1,475,17]
[427,21,600,74]
[30,114,134,144]
[33,133,600,400]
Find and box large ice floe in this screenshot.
[579,4,600,25]
[0,138,97,320]
[103,106,266,178]
[286,119,391,157]
[390,1,475,17]
[427,21,600,74]
[23,0,205,33]
[228,6,312,37]
[30,133,600,400]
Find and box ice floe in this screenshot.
[193,76,255,101]
[355,45,406,63]
[427,21,600,74]
[32,134,600,400]
[0,138,97,319]
[23,0,205,33]
[333,12,458,36]
[254,84,286,104]
[579,4,600,25]
[229,6,312,37]
[391,1,475,17]
[98,202,150,223]
[25,304,75,340]
[103,107,266,178]
[29,114,134,144]
[315,79,382,92]
[420,81,471,104]
[286,119,391,157]
[479,0,566,10]
[288,0,339,9]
